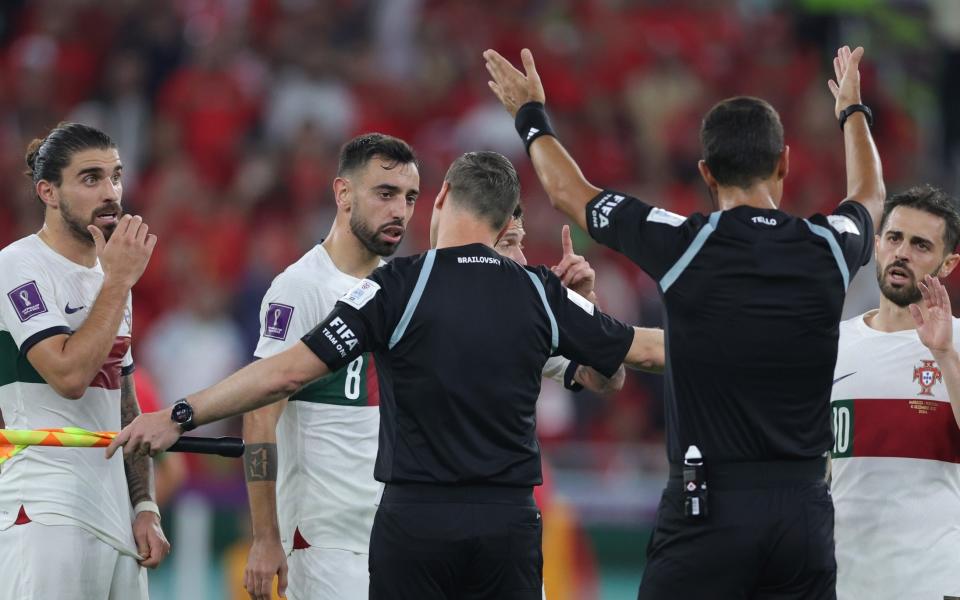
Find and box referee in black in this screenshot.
[108,151,665,599]
[484,45,885,599]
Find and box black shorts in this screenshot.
[369,483,543,600]
[638,459,836,600]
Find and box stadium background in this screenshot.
[1,0,958,597]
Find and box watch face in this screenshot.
[172,402,192,424]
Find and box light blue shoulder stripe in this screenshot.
[525,270,559,354]
[388,249,437,349]
[804,220,850,291]
[659,211,722,292]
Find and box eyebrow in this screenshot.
[887,229,935,246]
[372,184,419,197]
[76,164,123,178]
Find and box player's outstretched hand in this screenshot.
[88,214,157,289]
[910,274,954,356]
[133,511,171,569]
[552,225,597,303]
[484,48,545,118]
[106,410,180,459]
[827,45,864,119]
[245,535,289,600]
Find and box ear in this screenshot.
[777,145,790,181]
[697,160,717,191]
[939,252,960,278]
[36,180,58,209]
[434,180,450,210]
[874,233,881,257]
[332,177,351,212]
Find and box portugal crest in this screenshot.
[913,359,942,396]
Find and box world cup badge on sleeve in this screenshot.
[264,303,294,340]
[7,281,48,322]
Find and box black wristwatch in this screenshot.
[171,399,197,432]
[838,103,873,131]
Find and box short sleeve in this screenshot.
[0,253,70,354]
[808,201,874,278]
[254,273,324,360]
[300,261,407,372]
[585,190,705,280]
[535,268,633,378]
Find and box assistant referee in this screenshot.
[109,151,665,599]
[484,46,885,598]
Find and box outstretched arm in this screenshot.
[827,45,885,228]
[106,342,328,458]
[484,49,601,231]
[910,275,960,430]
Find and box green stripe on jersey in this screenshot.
[0,331,47,386]
[291,353,370,406]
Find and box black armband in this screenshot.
[838,104,873,131]
[515,102,557,155]
[563,360,584,392]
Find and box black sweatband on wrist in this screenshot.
[515,102,556,155]
[563,360,584,392]
[838,103,873,131]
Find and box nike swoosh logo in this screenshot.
[833,372,856,385]
[64,303,85,314]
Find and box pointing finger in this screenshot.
[561,225,573,256]
[105,428,129,459]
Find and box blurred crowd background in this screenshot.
[2,0,958,597]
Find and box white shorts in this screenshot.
[287,546,368,600]
[0,520,147,600]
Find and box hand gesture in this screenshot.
[133,511,171,569]
[552,225,596,303]
[105,410,180,459]
[910,275,954,356]
[88,214,157,289]
[827,45,864,119]
[245,535,288,600]
[483,48,546,118]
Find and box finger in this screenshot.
[520,48,540,83]
[145,233,158,255]
[909,302,924,327]
[919,279,931,303]
[258,573,271,600]
[135,221,149,244]
[105,428,129,458]
[849,46,864,67]
[827,80,840,98]
[126,215,143,238]
[87,225,106,254]
[278,562,289,597]
[937,277,951,310]
[561,225,573,256]
[244,568,253,598]
[488,81,508,105]
[115,214,133,237]
[563,262,594,287]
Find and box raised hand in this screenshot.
[245,536,288,600]
[827,45,864,119]
[483,48,546,117]
[88,214,157,289]
[910,275,954,356]
[552,225,597,303]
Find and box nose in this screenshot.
[102,178,120,202]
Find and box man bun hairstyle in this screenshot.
[337,132,418,176]
[444,151,520,231]
[700,97,785,190]
[24,122,116,187]
[880,184,960,254]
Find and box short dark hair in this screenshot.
[444,151,520,230]
[337,132,418,176]
[512,202,524,222]
[879,184,960,254]
[24,122,116,189]
[700,97,785,189]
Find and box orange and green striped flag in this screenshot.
[0,428,117,465]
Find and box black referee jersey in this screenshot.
[300,242,634,486]
[586,191,873,465]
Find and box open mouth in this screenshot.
[92,208,120,228]
[886,265,912,286]
[379,225,405,245]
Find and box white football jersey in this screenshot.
[831,311,960,599]
[255,245,383,554]
[0,235,137,557]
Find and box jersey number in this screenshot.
[344,357,363,400]
[832,402,853,457]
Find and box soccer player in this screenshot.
[243,133,420,600]
[484,45,884,598]
[0,123,167,599]
[831,185,960,599]
[108,150,663,600]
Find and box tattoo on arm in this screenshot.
[244,443,278,482]
[120,374,155,505]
